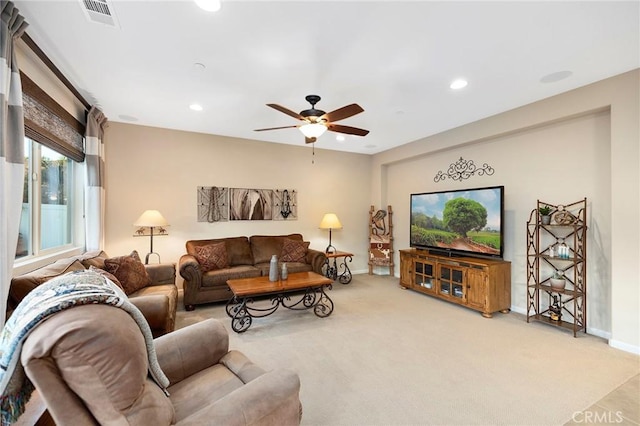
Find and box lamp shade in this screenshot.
[319,213,342,229]
[299,123,327,139]
[134,210,168,227]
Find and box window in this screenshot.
[16,137,76,260]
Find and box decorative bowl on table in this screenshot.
[550,278,566,291]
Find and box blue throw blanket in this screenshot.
[0,270,169,425]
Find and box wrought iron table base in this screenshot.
[325,255,353,284]
[225,285,333,333]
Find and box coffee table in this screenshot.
[226,271,333,333]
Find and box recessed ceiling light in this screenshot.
[189,103,203,111]
[540,70,573,83]
[194,0,221,12]
[336,135,345,142]
[450,79,468,90]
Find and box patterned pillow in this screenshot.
[194,242,229,272]
[103,251,151,295]
[89,265,123,290]
[281,239,310,262]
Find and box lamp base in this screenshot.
[325,245,337,254]
[145,252,161,265]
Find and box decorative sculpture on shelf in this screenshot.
[434,156,495,182]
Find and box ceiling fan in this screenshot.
[254,95,369,143]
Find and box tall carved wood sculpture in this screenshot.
[368,205,394,276]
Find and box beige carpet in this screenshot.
[176,274,639,426]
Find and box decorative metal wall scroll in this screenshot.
[198,186,229,222]
[368,205,394,276]
[273,189,298,220]
[434,157,495,182]
[198,187,297,222]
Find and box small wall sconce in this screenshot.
[133,210,169,264]
[319,213,342,254]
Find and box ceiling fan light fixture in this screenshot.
[195,0,221,12]
[299,122,327,139]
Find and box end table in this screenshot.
[324,251,353,284]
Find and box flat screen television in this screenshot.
[410,185,504,259]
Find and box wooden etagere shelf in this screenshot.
[526,198,587,337]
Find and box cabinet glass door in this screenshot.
[414,260,435,292]
[439,265,465,300]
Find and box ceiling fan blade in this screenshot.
[254,125,299,131]
[323,104,364,122]
[267,104,303,120]
[327,123,370,137]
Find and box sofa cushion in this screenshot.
[79,250,109,269]
[187,237,253,267]
[9,259,86,309]
[202,266,261,287]
[194,243,229,272]
[89,265,123,289]
[250,234,304,265]
[281,239,310,263]
[104,251,151,295]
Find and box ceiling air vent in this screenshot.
[79,0,120,28]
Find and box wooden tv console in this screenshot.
[399,249,511,318]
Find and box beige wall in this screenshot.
[372,69,640,353]
[103,123,372,276]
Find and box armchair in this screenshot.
[21,305,302,425]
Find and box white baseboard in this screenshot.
[609,339,640,355]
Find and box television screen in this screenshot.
[410,185,504,259]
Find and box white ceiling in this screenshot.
[13,0,640,154]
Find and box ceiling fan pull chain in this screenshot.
[312,143,315,164]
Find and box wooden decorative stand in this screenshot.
[368,205,394,276]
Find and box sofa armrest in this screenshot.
[179,254,203,309]
[179,368,302,425]
[306,248,328,275]
[144,262,176,286]
[154,318,229,385]
[129,294,170,337]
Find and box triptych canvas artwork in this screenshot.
[197,186,297,222]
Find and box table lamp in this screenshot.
[319,213,342,254]
[133,210,169,264]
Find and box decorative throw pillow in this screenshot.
[89,265,123,290]
[194,242,229,272]
[103,251,151,295]
[281,239,310,263]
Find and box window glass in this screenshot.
[15,138,75,260]
[16,139,31,259]
[40,145,72,250]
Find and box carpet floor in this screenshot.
[176,274,639,426]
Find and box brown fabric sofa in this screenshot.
[21,305,302,425]
[179,234,327,310]
[9,250,178,337]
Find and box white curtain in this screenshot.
[0,1,27,324]
[84,106,107,251]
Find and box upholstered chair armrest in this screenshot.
[306,248,328,275]
[177,368,302,425]
[154,319,229,385]
[144,262,176,286]
[129,294,170,337]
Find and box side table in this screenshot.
[324,251,353,284]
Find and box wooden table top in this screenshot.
[325,251,354,259]
[227,271,332,297]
